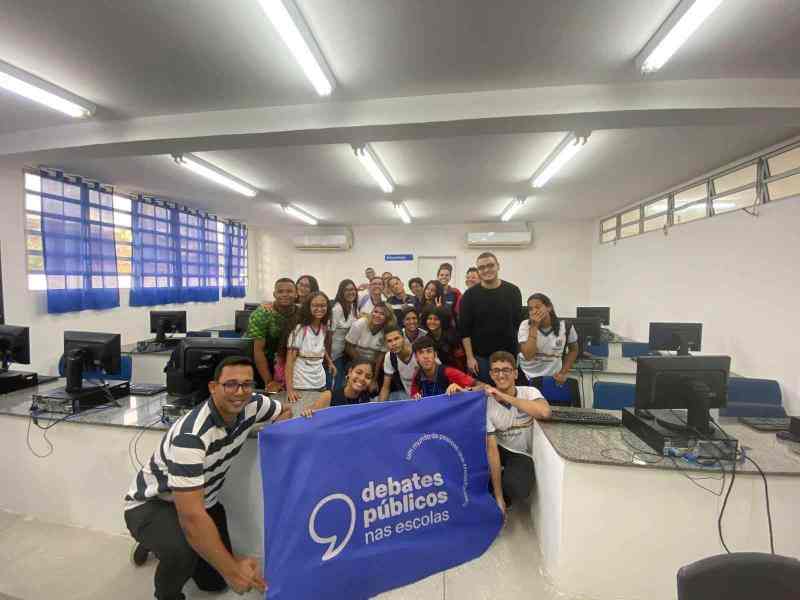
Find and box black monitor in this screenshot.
[235,310,253,335]
[577,306,610,326]
[567,317,603,355]
[171,337,254,405]
[244,302,261,312]
[150,310,187,343]
[0,325,31,371]
[635,355,730,434]
[63,331,121,393]
[649,322,702,356]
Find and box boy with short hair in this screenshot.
[379,327,420,401]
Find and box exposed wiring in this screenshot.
[743,454,775,554]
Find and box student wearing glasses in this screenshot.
[458,252,523,383]
[285,292,336,415]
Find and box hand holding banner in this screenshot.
[259,391,503,599]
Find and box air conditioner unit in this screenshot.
[466,229,532,248]
[292,229,353,251]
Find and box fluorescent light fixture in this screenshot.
[258,0,335,96]
[395,202,412,224]
[637,0,723,73]
[500,197,526,222]
[283,204,319,226]
[0,58,95,118]
[352,144,395,193]
[531,133,588,188]
[172,154,258,197]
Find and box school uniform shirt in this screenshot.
[345,317,387,363]
[383,351,420,396]
[357,294,383,318]
[386,294,416,323]
[485,386,543,455]
[330,302,357,361]
[329,385,373,407]
[517,320,578,379]
[288,323,328,390]
[125,393,282,510]
[403,327,428,345]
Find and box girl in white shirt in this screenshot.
[331,279,359,390]
[286,292,336,415]
[517,293,578,384]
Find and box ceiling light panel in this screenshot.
[353,144,395,193]
[172,154,258,197]
[531,133,588,188]
[0,58,95,118]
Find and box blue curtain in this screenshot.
[223,222,247,298]
[40,171,119,314]
[129,196,220,306]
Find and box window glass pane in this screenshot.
[714,164,756,194]
[114,212,132,228]
[767,172,800,201]
[26,213,41,231]
[115,228,133,243]
[116,244,132,258]
[118,260,132,274]
[768,146,800,177]
[64,183,81,200]
[28,273,47,291]
[24,173,41,193]
[118,275,132,289]
[601,217,617,232]
[713,188,756,214]
[113,195,132,212]
[620,223,640,238]
[26,194,41,212]
[620,208,640,225]
[27,234,43,252]
[674,203,708,224]
[27,255,44,271]
[674,184,707,208]
[643,197,668,217]
[643,215,667,232]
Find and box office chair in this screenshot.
[529,376,580,407]
[719,377,785,417]
[585,342,609,357]
[677,552,800,600]
[593,381,635,410]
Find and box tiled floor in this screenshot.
[0,503,571,600]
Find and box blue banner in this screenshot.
[259,391,502,599]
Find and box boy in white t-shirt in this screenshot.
[485,351,551,505]
[380,326,428,401]
[517,293,579,383]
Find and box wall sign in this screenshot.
[384,254,413,262]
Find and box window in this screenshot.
[600,216,618,243]
[620,208,640,225]
[643,215,667,232]
[620,222,640,238]
[767,172,800,202]
[713,188,756,215]
[24,172,132,290]
[674,183,707,209]
[767,146,800,177]
[643,197,668,218]
[673,202,708,225]
[713,164,757,195]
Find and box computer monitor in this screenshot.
[566,317,603,355]
[635,355,730,434]
[577,307,610,326]
[0,325,31,371]
[234,310,253,335]
[150,310,187,343]
[63,331,122,393]
[244,302,261,312]
[170,337,254,405]
[649,322,702,356]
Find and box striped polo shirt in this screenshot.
[124,393,282,510]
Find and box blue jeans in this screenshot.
[333,356,348,391]
[475,355,492,384]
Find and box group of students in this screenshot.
[123,251,581,599]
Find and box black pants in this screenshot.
[499,446,535,501]
[125,500,232,600]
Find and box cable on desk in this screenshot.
[743,454,775,554]
[129,416,164,472]
[26,404,116,459]
[717,457,736,554]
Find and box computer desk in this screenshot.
[531,417,800,600]
[121,342,172,385]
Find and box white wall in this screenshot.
[591,198,800,414]
[0,163,259,376]
[249,222,594,315]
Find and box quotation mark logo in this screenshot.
[308,493,356,561]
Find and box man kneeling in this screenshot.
[123,356,290,600]
[484,351,551,506]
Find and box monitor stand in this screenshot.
[0,370,39,394]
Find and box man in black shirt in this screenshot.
[458,252,523,383]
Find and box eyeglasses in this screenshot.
[489,368,515,376]
[220,380,255,393]
[476,263,497,271]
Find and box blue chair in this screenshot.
[530,376,581,407]
[586,342,609,357]
[593,381,635,410]
[58,354,133,381]
[719,377,785,417]
[621,342,651,358]
[218,330,241,338]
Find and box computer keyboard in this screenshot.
[129,383,167,396]
[738,416,791,432]
[548,408,621,426]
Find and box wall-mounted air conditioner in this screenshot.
[292,229,353,251]
[466,229,532,248]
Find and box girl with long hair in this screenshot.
[331,279,359,390]
[518,293,578,384]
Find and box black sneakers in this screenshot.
[131,543,150,566]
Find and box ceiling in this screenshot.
[1,0,800,226]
